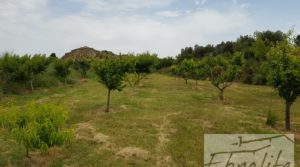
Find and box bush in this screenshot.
[266,110,278,128]
[0,103,73,157]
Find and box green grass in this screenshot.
[0,74,300,166]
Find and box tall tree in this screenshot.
[268,37,300,131]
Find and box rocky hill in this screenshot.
[62,46,115,59]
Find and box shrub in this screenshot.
[0,103,72,158]
[266,110,278,128]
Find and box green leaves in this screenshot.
[53,59,72,83]
[93,58,133,91]
[0,103,72,157]
[72,59,90,78]
[267,39,300,103]
[205,56,239,90]
[0,53,51,91]
[134,53,159,74]
[267,35,300,130]
[93,58,135,112]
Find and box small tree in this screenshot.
[205,56,238,100]
[267,37,300,131]
[25,54,49,91]
[132,53,158,86]
[0,103,72,158]
[72,59,90,78]
[177,59,197,84]
[53,60,71,84]
[93,58,133,112]
[191,60,207,86]
[0,53,29,93]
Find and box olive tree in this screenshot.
[205,56,239,100]
[0,103,72,158]
[268,38,300,131]
[93,58,133,112]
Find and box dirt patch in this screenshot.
[117,147,150,161]
[75,123,96,140]
[75,123,111,147]
[202,120,213,129]
[155,112,180,166]
[93,133,110,145]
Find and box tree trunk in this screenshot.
[30,79,34,91]
[219,89,224,100]
[185,79,188,85]
[285,101,292,131]
[105,89,111,112]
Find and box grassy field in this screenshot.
[0,73,299,167]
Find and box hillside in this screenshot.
[62,46,115,60]
[0,74,299,166]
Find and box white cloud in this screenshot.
[240,3,250,9]
[0,0,252,57]
[74,0,173,12]
[195,0,207,5]
[156,10,182,17]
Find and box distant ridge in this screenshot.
[62,46,115,59]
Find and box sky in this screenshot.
[0,0,299,57]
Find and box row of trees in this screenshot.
[0,54,93,94]
[176,30,300,85]
[0,52,159,111]
[172,56,238,100]
[173,32,300,131]
[93,53,159,112]
[0,53,159,158]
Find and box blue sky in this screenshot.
[0,0,299,57]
